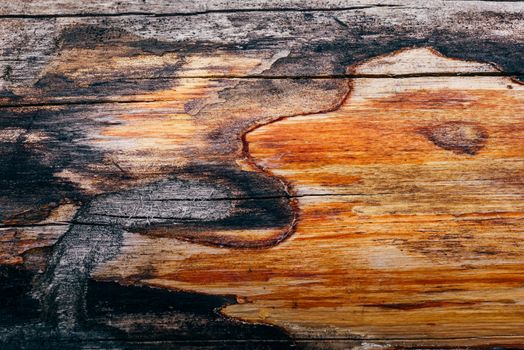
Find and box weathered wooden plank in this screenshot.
[2,1,521,17]
[1,2,523,106]
[1,1,524,347]
[1,47,523,348]
[0,0,396,16]
[85,50,523,346]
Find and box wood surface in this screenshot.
[1,1,523,349]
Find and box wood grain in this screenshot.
[91,48,524,347]
[1,2,523,349]
[1,1,524,105]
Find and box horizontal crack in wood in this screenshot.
[0,5,404,19]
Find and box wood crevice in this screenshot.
[0,5,405,19]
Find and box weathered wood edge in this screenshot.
[2,1,523,17]
[1,2,523,96]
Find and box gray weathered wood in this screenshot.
[2,1,520,17]
[1,1,523,107]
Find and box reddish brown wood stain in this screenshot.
[418,121,488,155]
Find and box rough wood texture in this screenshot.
[0,1,523,349]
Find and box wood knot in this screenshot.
[418,122,488,155]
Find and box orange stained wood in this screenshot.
[32,49,293,188]
[95,49,524,344]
